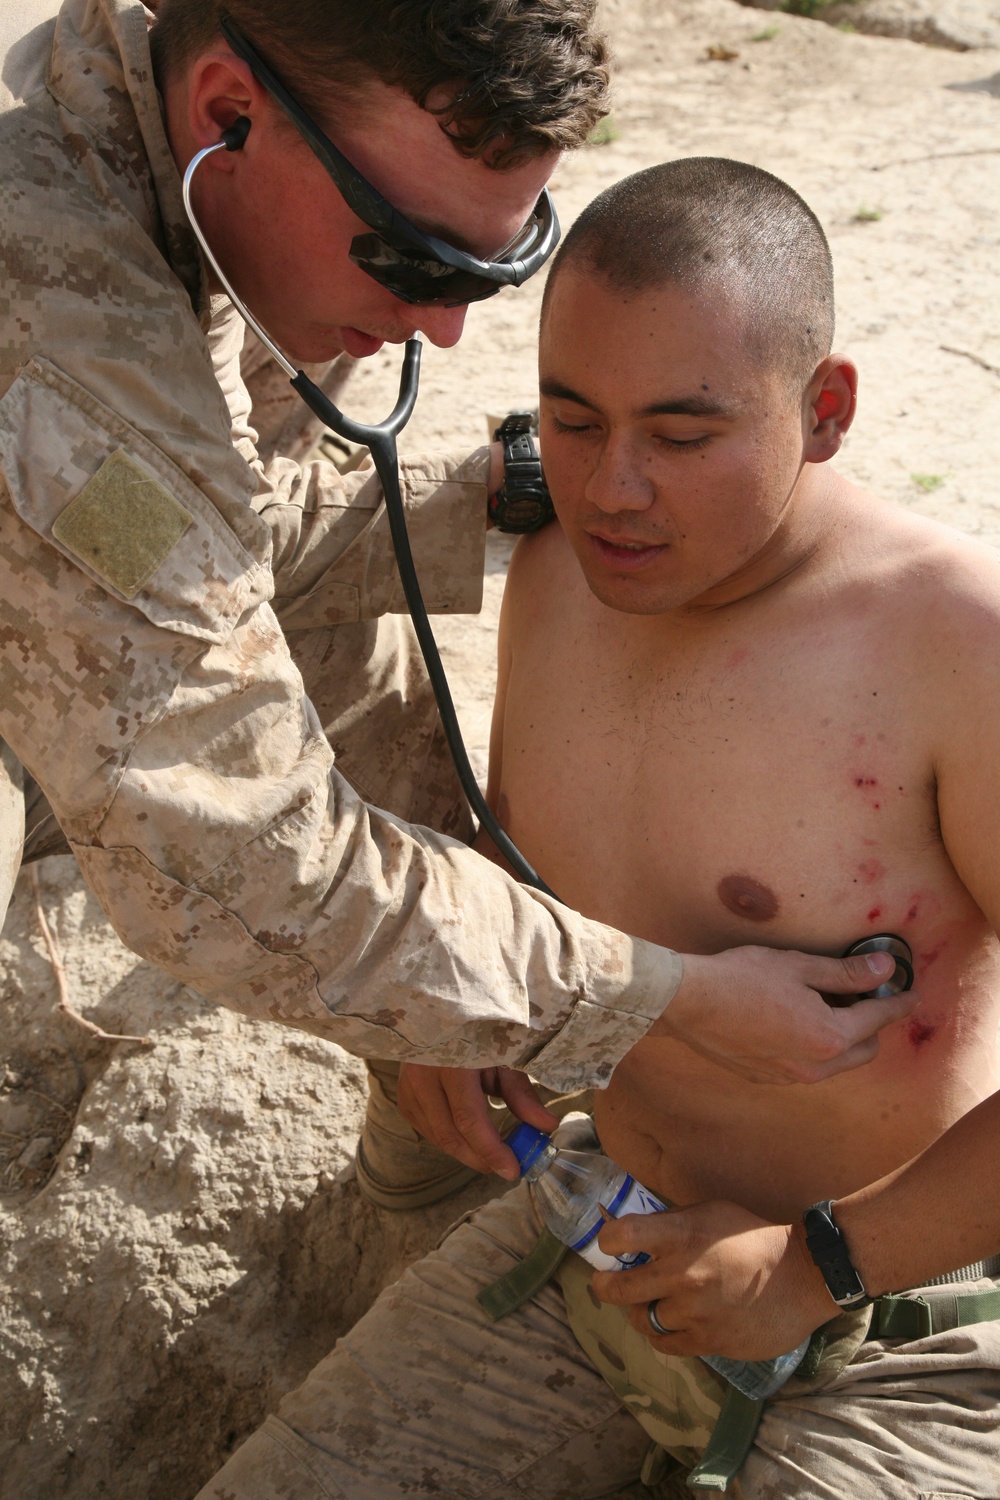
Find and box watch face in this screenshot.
[491,491,555,533]
[503,497,548,529]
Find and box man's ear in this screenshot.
[802,356,858,465]
[166,47,269,175]
[188,51,260,151]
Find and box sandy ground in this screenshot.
[1,2,998,1495]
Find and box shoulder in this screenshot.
[505,518,579,600]
[833,480,1000,626]
[812,481,1000,729]
[498,520,583,658]
[889,509,1000,639]
[860,502,1000,735]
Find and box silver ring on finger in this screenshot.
[646,1298,674,1337]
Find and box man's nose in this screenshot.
[585,434,654,513]
[413,303,469,348]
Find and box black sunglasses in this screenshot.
[218,16,560,307]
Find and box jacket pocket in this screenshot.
[0,357,271,645]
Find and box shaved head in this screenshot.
[544,157,835,391]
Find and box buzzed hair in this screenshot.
[546,157,835,388]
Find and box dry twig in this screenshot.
[22,1086,74,1117]
[870,147,1000,172]
[28,867,150,1045]
[940,345,1000,376]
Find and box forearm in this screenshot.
[0,530,674,1086]
[827,1089,1000,1295]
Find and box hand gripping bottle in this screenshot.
[507,1123,808,1400]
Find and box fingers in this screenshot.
[800,990,920,1082]
[591,1258,670,1308]
[807,1033,879,1080]
[496,1068,560,1132]
[623,1302,706,1354]
[439,1072,519,1179]
[396,1066,557,1180]
[398,1066,514,1177]
[590,1212,680,1303]
[812,950,895,995]
[833,987,919,1037]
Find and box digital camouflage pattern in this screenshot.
[197,1182,1000,1499]
[0,0,681,1084]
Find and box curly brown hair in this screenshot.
[151,0,611,169]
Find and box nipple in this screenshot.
[717,874,779,923]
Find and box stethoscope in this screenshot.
[183,136,914,1001]
[183,130,554,897]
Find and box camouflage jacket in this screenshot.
[0,0,680,1087]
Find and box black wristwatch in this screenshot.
[489,412,555,533]
[803,1199,872,1310]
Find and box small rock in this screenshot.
[820,0,1000,51]
[17,1136,55,1171]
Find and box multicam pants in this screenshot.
[196,1182,1000,1500]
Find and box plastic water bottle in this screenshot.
[507,1123,808,1400]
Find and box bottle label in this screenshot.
[572,1175,668,1272]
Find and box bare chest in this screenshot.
[498,617,967,965]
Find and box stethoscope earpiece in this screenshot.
[221,115,251,152]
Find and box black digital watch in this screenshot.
[489,412,555,534]
[803,1199,872,1310]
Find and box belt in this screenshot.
[865,1252,1000,1343]
[476,1231,1000,1495]
[687,1254,1000,1494]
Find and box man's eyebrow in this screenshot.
[540,378,735,419]
[539,378,600,409]
[640,395,735,419]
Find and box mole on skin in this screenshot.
[717,873,780,922]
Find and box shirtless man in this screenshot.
[199,158,1000,1499]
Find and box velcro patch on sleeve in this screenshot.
[52,448,193,599]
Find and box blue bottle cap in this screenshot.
[506,1123,552,1177]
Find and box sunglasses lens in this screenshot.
[350,234,503,306]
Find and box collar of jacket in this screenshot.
[44,0,209,325]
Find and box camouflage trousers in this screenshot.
[196,1181,1000,1500]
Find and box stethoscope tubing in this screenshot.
[182,141,555,898]
[291,356,555,897]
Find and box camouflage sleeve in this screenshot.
[0,357,679,1091]
[209,310,489,629]
[250,447,489,632]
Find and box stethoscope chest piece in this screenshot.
[842,933,914,999]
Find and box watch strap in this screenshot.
[489,412,554,533]
[803,1199,872,1310]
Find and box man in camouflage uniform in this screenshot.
[0,0,906,1209]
